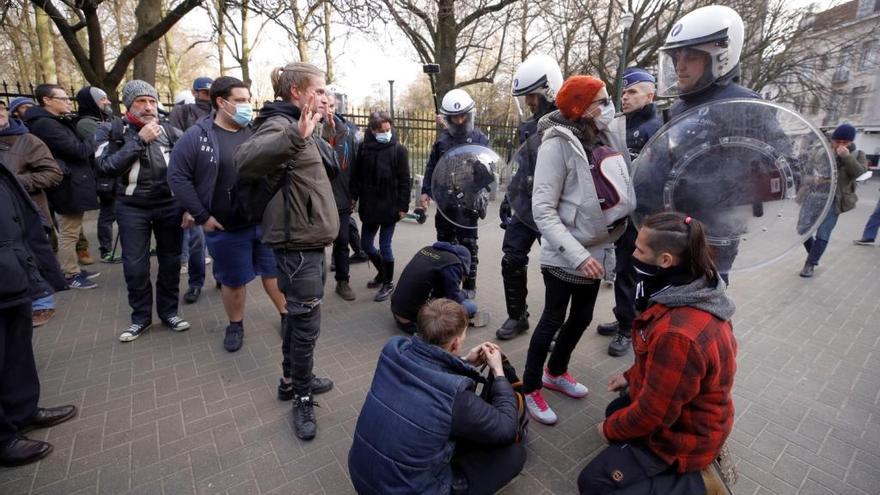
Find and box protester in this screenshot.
[523,75,632,425]
[390,242,479,334]
[74,86,121,264]
[8,97,35,124]
[167,76,288,353]
[95,80,190,342]
[349,298,526,495]
[350,111,410,302]
[25,84,100,289]
[0,163,75,467]
[579,212,737,495]
[235,62,339,441]
[800,123,867,277]
[0,100,63,327]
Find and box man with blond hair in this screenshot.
[235,62,339,441]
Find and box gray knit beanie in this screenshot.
[89,87,108,106]
[121,80,159,108]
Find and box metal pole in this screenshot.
[388,80,395,119]
[614,26,631,110]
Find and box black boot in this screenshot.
[375,261,395,302]
[497,265,529,340]
[292,393,318,440]
[367,254,382,288]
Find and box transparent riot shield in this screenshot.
[506,139,540,232]
[431,144,500,230]
[632,99,836,272]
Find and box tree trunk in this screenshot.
[34,7,57,83]
[435,0,458,98]
[323,0,333,82]
[164,33,181,96]
[240,0,251,84]
[292,0,309,62]
[133,0,163,84]
[217,0,227,74]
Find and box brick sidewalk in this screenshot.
[1,184,879,494]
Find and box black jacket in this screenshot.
[24,106,98,214]
[169,100,212,131]
[0,164,66,308]
[324,113,360,211]
[625,102,662,157]
[95,117,183,206]
[351,132,410,225]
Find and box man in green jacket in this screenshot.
[801,123,867,278]
[235,62,339,441]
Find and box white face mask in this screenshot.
[375,130,392,143]
[593,101,616,130]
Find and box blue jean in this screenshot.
[804,207,840,265]
[361,222,396,262]
[117,200,183,324]
[860,196,880,241]
[32,295,55,311]
[181,226,205,289]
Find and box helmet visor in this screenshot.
[443,110,475,137]
[657,45,716,97]
[514,94,553,120]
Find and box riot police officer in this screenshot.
[597,67,662,356]
[420,89,489,297]
[496,54,563,340]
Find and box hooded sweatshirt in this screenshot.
[603,275,737,473]
[390,241,472,321]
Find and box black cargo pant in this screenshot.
[0,303,40,447]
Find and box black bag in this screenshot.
[479,354,529,443]
[227,163,293,227]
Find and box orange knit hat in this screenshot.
[555,76,606,120]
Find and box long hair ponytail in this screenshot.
[641,212,718,282]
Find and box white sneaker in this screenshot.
[542,368,589,398]
[525,390,558,425]
[205,256,213,265]
[180,264,188,274]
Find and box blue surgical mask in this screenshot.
[375,131,392,143]
[224,100,253,127]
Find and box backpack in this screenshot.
[589,145,636,227]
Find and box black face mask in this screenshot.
[632,256,696,312]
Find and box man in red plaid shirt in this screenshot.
[578,212,737,494]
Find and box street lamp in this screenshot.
[614,12,635,110]
[388,80,395,119]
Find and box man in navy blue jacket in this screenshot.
[0,163,76,467]
[167,76,288,355]
[349,298,526,494]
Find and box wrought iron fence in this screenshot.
[343,107,519,180]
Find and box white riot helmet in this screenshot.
[327,84,348,114]
[657,5,744,97]
[512,54,563,119]
[440,89,476,137]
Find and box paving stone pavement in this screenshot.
[2,183,880,495]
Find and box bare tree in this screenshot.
[30,0,202,104]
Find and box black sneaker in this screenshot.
[80,269,101,279]
[853,238,875,246]
[292,394,318,441]
[66,272,97,290]
[223,324,244,352]
[597,321,619,336]
[162,316,191,332]
[350,252,369,263]
[183,287,201,304]
[278,377,334,401]
[496,317,529,340]
[799,263,815,278]
[119,322,151,342]
[608,333,632,357]
[366,274,382,289]
[374,283,394,302]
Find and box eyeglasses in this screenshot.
[48,96,72,102]
[591,98,609,107]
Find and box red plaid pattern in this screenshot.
[603,303,738,473]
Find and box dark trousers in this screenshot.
[97,192,117,255]
[500,217,539,320]
[577,396,705,495]
[116,200,183,324]
[0,303,40,446]
[452,442,527,495]
[361,222,396,261]
[436,214,479,284]
[523,269,600,393]
[332,211,351,282]
[612,222,638,336]
[275,249,325,393]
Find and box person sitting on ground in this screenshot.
[349,298,527,495]
[578,212,737,495]
[389,241,480,334]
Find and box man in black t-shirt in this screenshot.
[168,77,289,357]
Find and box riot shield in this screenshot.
[632,99,836,272]
[431,144,500,230]
[506,139,540,232]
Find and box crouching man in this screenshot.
[579,212,737,494]
[349,298,526,494]
[390,242,482,334]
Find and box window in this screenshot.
[824,93,841,125]
[849,86,867,115]
[859,40,877,70]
